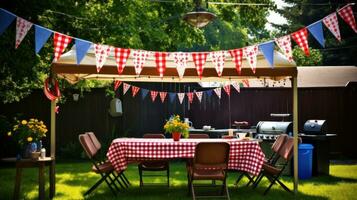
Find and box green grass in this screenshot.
[0,161,357,200]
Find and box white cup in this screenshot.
[238,133,246,139]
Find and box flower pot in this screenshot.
[172,132,181,141]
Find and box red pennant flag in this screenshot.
[291,28,310,56]
[15,17,33,49]
[53,32,72,61]
[132,50,150,75]
[231,82,240,93]
[159,92,167,103]
[242,79,250,87]
[275,35,293,62]
[228,49,243,75]
[94,44,112,73]
[338,4,357,33]
[132,86,140,97]
[213,88,222,99]
[243,45,259,74]
[187,92,194,104]
[150,91,158,102]
[323,12,341,41]
[192,52,208,79]
[155,52,167,78]
[114,80,122,91]
[114,48,131,74]
[210,51,226,76]
[223,85,231,96]
[123,83,131,95]
[195,91,203,103]
[173,52,189,79]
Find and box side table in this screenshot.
[1,157,55,200]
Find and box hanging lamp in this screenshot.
[183,0,216,28]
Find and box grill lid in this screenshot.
[256,121,293,135]
[303,120,327,134]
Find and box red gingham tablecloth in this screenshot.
[107,138,265,176]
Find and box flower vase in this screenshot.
[23,142,38,159]
[172,132,181,141]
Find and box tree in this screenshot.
[273,0,357,66]
[0,0,275,103]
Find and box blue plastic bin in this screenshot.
[298,144,314,179]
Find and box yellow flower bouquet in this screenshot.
[164,115,189,139]
[8,118,48,148]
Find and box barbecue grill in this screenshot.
[299,119,337,176]
[255,121,293,140]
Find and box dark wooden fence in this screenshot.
[0,83,356,158]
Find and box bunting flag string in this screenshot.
[172,52,189,79]
[15,17,33,49]
[259,41,274,68]
[231,82,240,93]
[35,25,53,54]
[132,86,140,97]
[169,93,176,103]
[210,51,226,76]
[187,92,194,104]
[114,47,131,75]
[323,12,341,41]
[155,52,167,78]
[150,91,158,102]
[159,92,167,103]
[94,44,112,73]
[223,85,231,96]
[243,45,259,73]
[195,91,203,102]
[213,88,222,99]
[192,52,208,79]
[53,32,72,62]
[307,21,325,47]
[133,50,150,76]
[177,93,185,104]
[0,8,16,35]
[337,4,357,33]
[228,49,243,75]
[114,80,122,91]
[123,83,130,95]
[75,38,91,64]
[291,28,310,56]
[141,89,149,100]
[275,35,293,62]
[242,79,250,87]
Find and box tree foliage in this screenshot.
[0,0,274,103]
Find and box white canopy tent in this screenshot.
[50,45,300,193]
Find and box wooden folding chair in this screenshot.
[188,134,210,139]
[188,142,230,200]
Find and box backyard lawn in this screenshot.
[0,161,357,200]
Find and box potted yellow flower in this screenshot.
[7,118,48,158]
[164,115,190,141]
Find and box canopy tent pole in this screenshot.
[292,76,299,194]
[50,100,56,157]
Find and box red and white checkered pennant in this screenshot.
[323,12,341,41]
[132,50,150,75]
[231,82,240,93]
[338,4,357,33]
[187,92,194,104]
[114,80,122,91]
[177,93,185,104]
[94,44,112,73]
[213,88,222,99]
[210,51,226,76]
[53,32,72,61]
[291,28,310,56]
[192,52,208,79]
[223,85,231,96]
[114,48,130,75]
[123,83,131,95]
[195,91,203,103]
[15,17,33,49]
[243,45,259,73]
[172,52,189,79]
[228,49,243,75]
[150,91,158,102]
[242,79,250,87]
[154,52,167,78]
[131,86,140,97]
[159,92,167,103]
[275,35,293,62]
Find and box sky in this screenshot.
[265,0,289,31]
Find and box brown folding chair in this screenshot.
[78,133,124,196]
[86,132,131,188]
[222,135,235,139]
[189,134,210,139]
[188,142,231,200]
[235,134,288,186]
[253,136,301,195]
[138,133,170,187]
